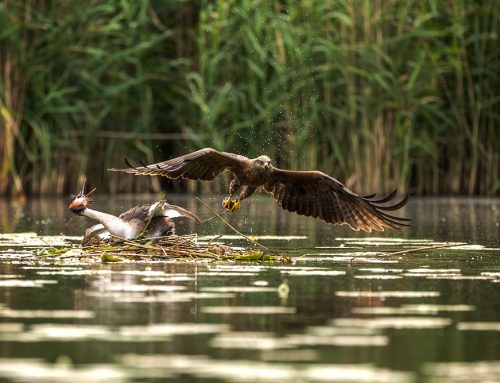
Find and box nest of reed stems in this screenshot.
[67,233,291,263]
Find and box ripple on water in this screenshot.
[118,323,230,337]
[91,291,237,303]
[297,253,398,264]
[0,323,24,332]
[457,322,500,331]
[200,286,277,293]
[423,361,500,383]
[209,331,292,350]
[354,275,403,280]
[119,354,414,382]
[106,283,187,292]
[281,269,346,276]
[335,237,435,244]
[0,358,127,383]
[0,279,58,288]
[332,317,452,329]
[35,269,112,276]
[0,308,95,319]
[202,306,297,315]
[336,291,440,298]
[1,323,230,343]
[206,265,267,273]
[358,268,403,273]
[352,304,475,315]
[209,331,389,349]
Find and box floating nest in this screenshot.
[39,234,292,263]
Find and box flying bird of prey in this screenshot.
[109,148,409,232]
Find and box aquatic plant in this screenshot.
[0,0,185,195]
[186,0,499,195]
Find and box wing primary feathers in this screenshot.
[378,210,412,222]
[375,194,409,211]
[109,148,243,181]
[345,191,409,231]
[379,215,410,228]
[124,158,137,169]
[365,190,397,204]
[373,207,410,226]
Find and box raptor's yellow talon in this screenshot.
[229,199,240,212]
[222,196,233,209]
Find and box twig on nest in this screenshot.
[196,197,281,260]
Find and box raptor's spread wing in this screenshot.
[265,169,409,232]
[108,148,246,181]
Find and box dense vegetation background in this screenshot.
[1,0,498,197]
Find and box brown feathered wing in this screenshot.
[108,148,246,181]
[265,169,409,232]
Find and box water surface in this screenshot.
[0,196,499,383]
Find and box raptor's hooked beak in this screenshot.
[69,182,96,214]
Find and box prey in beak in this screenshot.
[69,182,96,214]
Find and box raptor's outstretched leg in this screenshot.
[222,175,240,210]
[229,186,257,212]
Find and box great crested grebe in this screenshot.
[68,184,200,243]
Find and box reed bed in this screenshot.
[1,0,498,197]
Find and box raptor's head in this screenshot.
[254,155,272,174]
[68,183,96,215]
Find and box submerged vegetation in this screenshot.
[0,0,498,196]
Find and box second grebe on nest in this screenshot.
[68,184,200,243]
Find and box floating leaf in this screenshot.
[100,253,124,263]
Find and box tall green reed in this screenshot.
[185,0,499,195]
[1,0,184,195]
[0,0,498,196]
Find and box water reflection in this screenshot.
[1,196,499,245]
[0,197,499,382]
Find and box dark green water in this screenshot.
[0,197,499,383]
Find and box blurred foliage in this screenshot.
[0,0,498,196]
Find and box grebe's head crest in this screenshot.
[69,182,96,214]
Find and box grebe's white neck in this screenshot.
[81,208,136,239]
